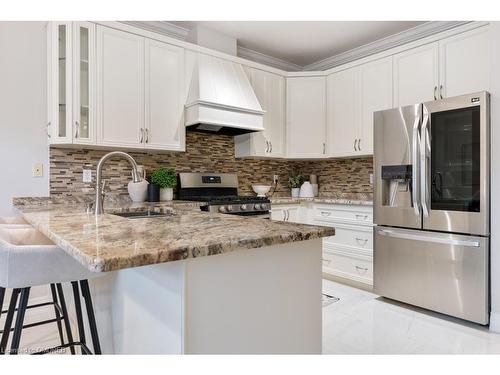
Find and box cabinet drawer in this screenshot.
[323,226,373,250]
[313,204,373,226]
[322,251,373,286]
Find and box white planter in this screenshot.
[128,180,149,203]
[291,188,300,198]
[160,188,174,201]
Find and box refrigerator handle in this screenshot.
[376,228,481,247]
[412,110,421,216]
[420,105,430,218]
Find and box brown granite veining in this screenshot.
[49,132,373,202]
[15,200,335,273]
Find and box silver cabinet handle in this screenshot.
[355,237,368,244]
[353,139,357,151]
[270,141,272,153]
[140,128,144,143]
[75,120,80,138]
[355,214,368,220]
[439,85,443,99]
[145,129,149,143]
[433,86,437,100]
[355,265,368,272]
[286,209,289,221]
[358,138,361,151]
[265,141,269,153]
[282,209,286,221]
[320,211,331,216]
[377,228,480,247]
[322,258,332,265]
[46,121,51,139]
[322,142,326,154]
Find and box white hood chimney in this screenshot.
[185,53,265,135]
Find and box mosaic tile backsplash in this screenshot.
[49,132,373,201]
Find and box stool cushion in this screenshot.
[0,227,98,288]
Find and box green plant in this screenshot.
[150,168,177,189]
[287,174,304,189]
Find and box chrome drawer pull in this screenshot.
[355,214,368,220]
[355,237,368,244]
[321,258,331,265]
[355,265,368,273]
[320,211,332,216]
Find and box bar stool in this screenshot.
[0,225,101,355]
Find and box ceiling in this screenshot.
[170,21,426,67]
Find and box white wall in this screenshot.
[488,22,500,331]
[0,21,49,216]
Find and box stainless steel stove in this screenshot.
[178,172,271,217]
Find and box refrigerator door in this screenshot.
[374,104,422,229]
[374,226,489,324]
[421,91,490,236]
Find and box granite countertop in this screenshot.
[270,197,373,206]
[13,197,334,273]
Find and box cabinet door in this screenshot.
[265,71,285,157]
[271,207,287,221]
[359,57,393,155]
[97,26,144,148]
[144,39,185,151]
[327,68,359,157]
[286,206,300,223]
[286,77,326,158]
[393,42,439,107]
[439,27,490,98]
[48,22,73,143]
[72,22,95,144]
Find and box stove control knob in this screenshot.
[254,204,262,210]
[240,204,248,210]
[218,206,227,213]
[227,205,234,212]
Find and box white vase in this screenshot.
[160,187,174,201]
[128,180,149,202]
[291,188,300,198]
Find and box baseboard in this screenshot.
[322,273,374,292]
[489,311,500,333]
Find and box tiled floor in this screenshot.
[322,279,500,354]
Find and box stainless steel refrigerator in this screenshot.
[373,91,490,325]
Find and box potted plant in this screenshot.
[287,174,303,198]
[150,168,177,201]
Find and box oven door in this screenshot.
[421,91,489,235]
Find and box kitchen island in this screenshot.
[14,198,334,354]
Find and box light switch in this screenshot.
[83,169,92,183]
[32,163,43,177]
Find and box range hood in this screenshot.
[185,53,265,135]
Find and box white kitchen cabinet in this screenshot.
[439,26,490,98]
[97,26,144,148]
[286,77,327,158]
[393,42,439,107]
[327,68,359,157]
[235,67,285,158]
[144,39,185,151]
[327,57,392,157]
[48,22,96,145]
[270,204,301,223]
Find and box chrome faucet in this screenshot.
[94,151,141,215]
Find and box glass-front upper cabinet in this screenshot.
[48,22,95,144]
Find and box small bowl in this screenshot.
[252,185,272,197]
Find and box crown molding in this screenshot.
[237,46,303,72]
[302,21,472,71]
[121,21,190,40]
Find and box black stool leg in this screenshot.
[80,280,101,354]
[10,287,30,355]
[56,283,75,355]
[50,284,65,348]
[0,289,20,354]
[0,287,5,320]
[71,281,87,354]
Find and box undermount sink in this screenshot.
[112,211,175,219]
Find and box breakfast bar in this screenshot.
[14,198,334,354]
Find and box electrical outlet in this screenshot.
[369,173,374,185]
[273,174,279,184]
[32,163,43,177]
[83,169,92,183]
